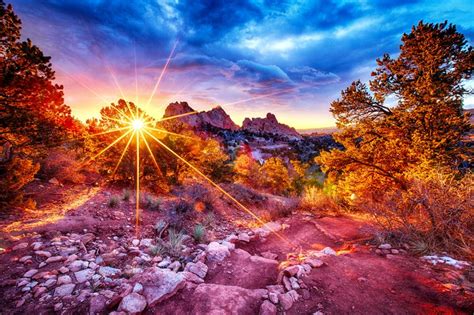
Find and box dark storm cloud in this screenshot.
[8,0,474,120]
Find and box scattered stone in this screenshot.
[158,258,171,268]
[34,286,47,298]
[289,277,300,290]
[49,177,60,185]
[181,271,205,284]
[38,262,47,268]
[261,252,278,260]
[305,258,324,268]
[260,300,277,315]
[32,242,43,251]
[221,241,235,251]
[168,261,181,272]
[57,275,72,285]
[24,269,38,278]
[69,260,85,272]
[137,267,185,306]
[378,243,391,250]
[13,242,29,251]
[118,293,147,314]
[357,277,368,283]
[391,249,399,254]
[43,279,57,288]
[386,254,396,259]
[184,262,208,279]
[98,266,121,278]
[65,254,79,264]
[34,251,52,258]
[278,292,293,310]
[250,256,279,266]
[269,292,279,304]
[19,256,33,263]
[320,247,336,256]
[282,276,292,291]
[75,269,95,283]
[45,256,64,263]
[206,242,230,262]
[54,303,63,312]
[133,283,144,293]
[54,284,75,297]
[284,265,300,277]
[89,294,107,315]
[59,266,69,274]
[238,233,250,242]
[132,239,140,246]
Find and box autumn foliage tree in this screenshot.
[317,21,473,256]
[0,1,79,208]
[318,21,472,199]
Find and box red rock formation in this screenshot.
[163,102,238,130]
[242,113,301,138]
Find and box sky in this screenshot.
[9,0,474,129]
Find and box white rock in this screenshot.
[206,242,230,262]
[132,239,140,246]
[320,247,336,256]
[19,256,33,263]
[57,275,72,285]
[13,242,29,251]
[118,293,147,314]
[54,284,75,297]
[184,262,208,278]
[98,266,121,277]
[24,269,38,278]
[35,251,52,258]
[45,256,64,263]
[133,283,143,293]
[378,243,392,250]
[238,233,250,242]
[74,269,95,283]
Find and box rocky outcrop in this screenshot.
[242,113,301,138]
[163,102,239,130]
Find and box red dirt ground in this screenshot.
[0,184,472,314]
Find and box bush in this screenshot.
[0,156,39,210]
[107,195,120,208]
[193,224,206,243]
[162,199,192,230]
[122,189,131,202]
[300,186,339,213]
[175,183,214,212]
[40,149,85,184]
[142,193,161,211]
[359,172,473,259]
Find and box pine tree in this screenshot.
[317,21,473,201]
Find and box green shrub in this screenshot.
[107,195,120,208]
[193,224,206,243]
[122,189,131,202]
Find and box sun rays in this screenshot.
[78,41,292,244]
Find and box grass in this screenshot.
[167,229,185,257]
[107,195,120,208]
[122,189,131,202]
[193,224,206,243]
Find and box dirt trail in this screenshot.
[153,213,473,314]
[0,186,472,315]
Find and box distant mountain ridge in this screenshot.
[163,102,302,138]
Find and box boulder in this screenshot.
[98,266,121,278]
[118,293,147,314]
[54,284,75,297]
[89,294,107,315]
[206,242,230,262]
[75,269,95,283]
[184,262,208,279]
[259,300,277,315]
[191,284,267,315]
[135,267,185,306]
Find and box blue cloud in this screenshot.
[8,0,474,124]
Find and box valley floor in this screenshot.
[0,183,472,314]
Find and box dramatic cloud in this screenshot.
[9,0,474,128]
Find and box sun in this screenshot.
[132,119,144,130]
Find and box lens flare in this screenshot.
[132,119,144,130]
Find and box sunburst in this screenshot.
[79,42,291,244]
